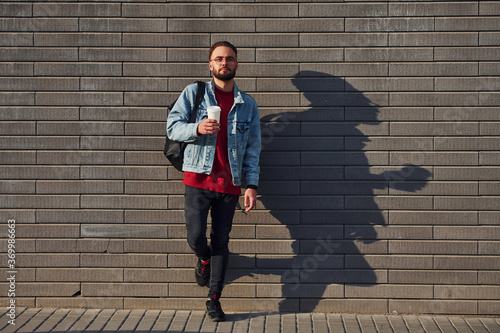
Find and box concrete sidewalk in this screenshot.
[1,307,499,333]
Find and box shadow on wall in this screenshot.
[227,71,431,312]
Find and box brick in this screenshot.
[479,271,500,285]
[346,284,433,299]
[301,240,388,255]
[37,121,124,135]
[389,270,477,285]
[255,254,343,270]
[80,48,166,62]
[81,78,168,92]
[170,283,255,298]
[257,18,343,32]
[82,283,167,297]
[123,33,209,48]
[480,32,500,46]
[35,62,122,76]
[389,2,478,16]
[346,137,433,151]
[0,3,32,16]
[0,268,35,282]
[0,209,36,222]
[0,195,79,209]
[169,18,254,33]
[0,180,35,194]
[81,254,167,268]
[480,92,500,106]
[81,166,167,180]
[346,49,433,62]
[35,33,121,47]
[0,283,80,297]
[347,226,433,240]
[0,151,36,165]
[391,181,477,196]
[436,77,500,91]
[230,240,297,255]
[435,226,500,240]
[303,299,388,314]
[390,32,478,46]
[0,92,34,105]
[390,240,477,255]
[256,284,343,298]
[436,107,500,121]
[0,18,78,32]
[437,17,500,31]
[480,212,500,225]
[390,152,478,166]
[480,182,500,195]
[124,239,189,253]
[435,256,500,270]
[0,165,79,179]
[125,152,166,166]
[80,136,163,151]
[0,107,79,120]
[17,254,80,267]
[125,181,183,195]
[257,48,343,63]
[80,18,167,32]
[301,152,388,166]
[257,195,343,210]
[347,107,433,121]
[301,181,387,195]
[481,122,500,135]
[346,18,434,32]
[81,195,167,209]
[212,4,297,18]
[37,92,123,106]
[301,33,387,47]
[390,92,478,107]
[0,33,32,47]
[34,239,121,253]
[10,224,79,238]
[124,268,191,283]
[300,3,387,17]
[479,301,500,316]
[301,92,388,107]
[435,167,500,180]
[480,62,500,75]
[302,121,388,135]
[0,47,78,61]
[256,225,342,240]
[389,300,477,315]
[0,121,35,134]
[0,62,34,76]
[123,63,207,77]
[37,151,124,165]
[81,225,167,238]
[122,4,209,18]
[390,211,478,225]
[81,107,164,121]
[479,241,500,255]
[346,76,434,92]
[37,297,123,310]
[212,33,299,48]
[389,62,478,76]
[33,3,120,17]
[436,47,500,61]
[347,255,433,269]
[0,137,79,150]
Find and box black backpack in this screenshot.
[163,81,206,171]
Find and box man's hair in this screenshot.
[209,41,237,60]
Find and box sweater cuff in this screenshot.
[247,185,258,190]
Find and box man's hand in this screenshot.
[197,119,220,135]
[244,188,257,212]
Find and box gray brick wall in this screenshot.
[0,0,499,316]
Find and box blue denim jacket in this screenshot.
[166,80,261,187]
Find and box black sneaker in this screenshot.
[195,258,210,287]
[206,299,225,322]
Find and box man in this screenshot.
[166,41,261,321]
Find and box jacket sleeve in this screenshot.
[242,102,261,187]
[166,84,201,143]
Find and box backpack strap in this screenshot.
[189,81,206,123]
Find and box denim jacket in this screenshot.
[166,80,261,187]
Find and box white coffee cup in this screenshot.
[207,106,221,123]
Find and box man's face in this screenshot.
[209,46,238,81]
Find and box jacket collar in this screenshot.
[209,80,244,105]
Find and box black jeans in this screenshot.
[184,185,239,300]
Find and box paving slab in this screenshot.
[1,308,499,333]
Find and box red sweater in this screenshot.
[183,87,241,195]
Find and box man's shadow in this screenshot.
[225,71,431,313]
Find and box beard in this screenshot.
[213,67,236,81]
